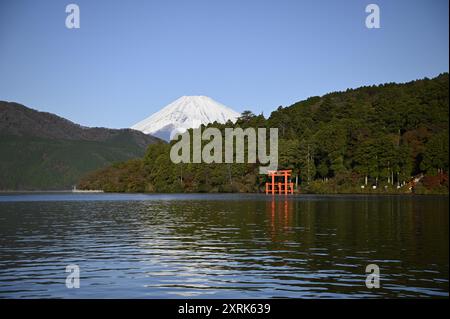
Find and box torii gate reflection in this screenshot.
[267,197,294,238]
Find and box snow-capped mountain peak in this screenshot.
[131,96,240,140]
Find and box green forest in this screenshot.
[0,101,160,190]
[79,74,449,194]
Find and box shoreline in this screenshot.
[0,190,103,194]
[0,191,448,196]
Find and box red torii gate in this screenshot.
[265,170,295,195]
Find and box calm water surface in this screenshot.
[0,193,448,298]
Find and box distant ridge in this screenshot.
[0,101,158,148]
[0,101,162,190]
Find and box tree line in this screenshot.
[79,73,449,194]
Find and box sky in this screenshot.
[0,0,448,129]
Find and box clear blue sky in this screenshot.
[0,0,448,128]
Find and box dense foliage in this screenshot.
[79,74,449,194]
[0,134,158,190]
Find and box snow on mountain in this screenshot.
[131,96,241,140]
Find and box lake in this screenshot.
[0,193,448,298]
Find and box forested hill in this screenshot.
[79,73,449,194]
[0,101,161,190]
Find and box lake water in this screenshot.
[0,193,448,298]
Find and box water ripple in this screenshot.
[0,194,448,298]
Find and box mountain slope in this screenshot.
[131,96,240,140]
[0,101,161,190]
[79,73,449,194]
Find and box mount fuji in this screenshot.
[131,96,241,141]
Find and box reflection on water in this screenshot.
[0,193,448,298]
